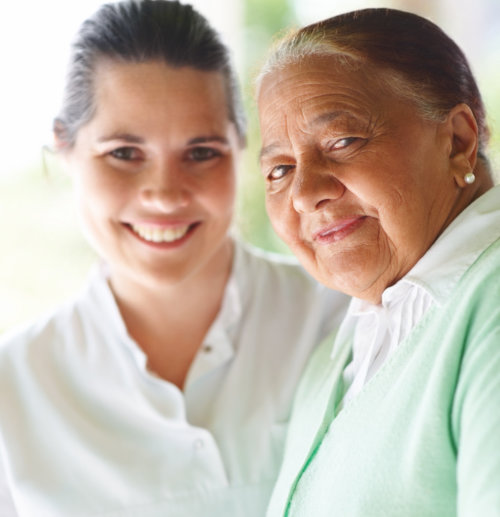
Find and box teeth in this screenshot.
[131,224,191,243]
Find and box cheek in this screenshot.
[265,194,298,242]
[73,166,127,222]
[223,169,237,208]
[265,195,283,232]
[346,168,413,233]
[203,168,236,217]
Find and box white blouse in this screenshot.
[0,240,348,517]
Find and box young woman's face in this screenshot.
[67,60,241,291]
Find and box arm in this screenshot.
[453,305,500,516]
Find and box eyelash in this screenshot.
[106,145,223,164]
[187,146,222,162]
[268,164,294,181]
[109,147,141,161]
[327,136,360,151]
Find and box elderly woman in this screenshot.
[257,8,500,517]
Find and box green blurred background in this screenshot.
[1,0,499,333]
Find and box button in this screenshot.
[203,345,213,353]
[193,439,204,450]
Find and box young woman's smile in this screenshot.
[124,220,200,246]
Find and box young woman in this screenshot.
[0,2,348,516]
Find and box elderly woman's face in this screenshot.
[258,56,462,303]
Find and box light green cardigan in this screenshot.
[268,237,500,516]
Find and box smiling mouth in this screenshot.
[314,216,367,243]
[129,223,197,243]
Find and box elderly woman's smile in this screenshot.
[312,215,367,243]
[258,56,473,303]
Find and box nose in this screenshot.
[139,163,190,212]
[291,157,345,214]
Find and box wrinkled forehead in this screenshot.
[260,55,379,103]
[257,57,390,134]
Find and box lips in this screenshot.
[124,221,199,245]
[131,223,191,243]
[313,216,367,243]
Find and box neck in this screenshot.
[109,238,234,388]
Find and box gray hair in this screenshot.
[257,8,489,160]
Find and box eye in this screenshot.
[109,146,142,161]
[268,164,295,181]
[328,137,363,151]
[188,146,221,162]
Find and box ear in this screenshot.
[52,119,73,173]
[446,103,479,188]
[53,119,69,152]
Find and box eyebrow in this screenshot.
[259,110,364,159]
[259,143,282,161]
[187,135,230,146]
[96,133,229,146]
[311,110,358,128]
[97,133,144,144]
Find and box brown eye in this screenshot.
[329,137,364,151]
[110,147,141,161]
[268,164,294,181]
[188,147,221,162]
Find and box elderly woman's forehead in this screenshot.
[261,56,386,97]
[259,62,390,122]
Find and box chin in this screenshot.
[145,265,200,287]
[310,257,377,298]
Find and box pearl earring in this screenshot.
[464,171,476,185]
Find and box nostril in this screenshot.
[316,198,331,210]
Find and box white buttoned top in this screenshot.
[0,240,348,517]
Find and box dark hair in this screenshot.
[259,8,489,161]
[54,0,246,147]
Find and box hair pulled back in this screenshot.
[259,8,489,160]
[55,0,246,147]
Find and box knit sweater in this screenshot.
[268,207,500,516]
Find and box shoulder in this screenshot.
[237,239,307,273]
[0,296,78,370]
[236,240,327,297]
[460,239,500,344]
[234,240,350,332]
[0,270,106,375]
[454,237,500,313]
[469,236,500,279]
[0,302,76,417]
